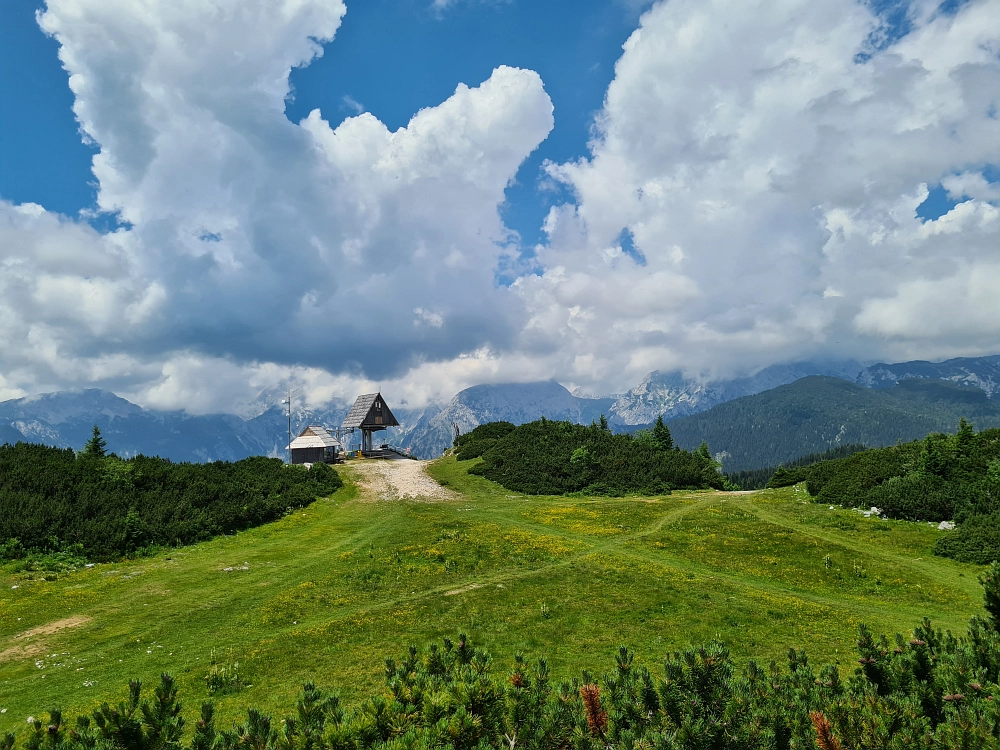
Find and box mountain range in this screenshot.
[1,354,998,465]
[667,375,1000,473]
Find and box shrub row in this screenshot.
[0,441,341,562]
[731,444,868,491]
[765,421,1000,563]
[459,419,722,496]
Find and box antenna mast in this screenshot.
[282,389,292,463]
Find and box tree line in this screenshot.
[768,420,1000,564]
[666,376,1000,474]
[455,416,725,496]
[726,444,868,491]
[0,429,341,563]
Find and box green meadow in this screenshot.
[0,457,985,730]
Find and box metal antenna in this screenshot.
[281,389,292,463]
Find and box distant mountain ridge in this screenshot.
[856,355,1000,397]
[607,361,865,425]
[397,381,615,458]
[666,376,1000,473]
[2,354,998,462]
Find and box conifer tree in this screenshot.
[697,440,712,462]
[652,415,673,451]
[956,416,974,455]
[599,414,610,432]
[82,425,107,458]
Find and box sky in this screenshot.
[0,0,998,414]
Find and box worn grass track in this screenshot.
[0,456,985,730]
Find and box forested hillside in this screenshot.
[725,443,867,490]
[0,439,341,562]
[769,420,1000,564]
[458,418,723,495]
[667,376,1000,472]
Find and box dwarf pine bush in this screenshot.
[462,419,722,496]
[0,442,342,561]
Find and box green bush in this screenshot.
[0,442,342,562]
[935,512,1000,564]
[466,419,721,496]
[734,444,869,491]
[780,422,1000,563]
[455,422,516,461]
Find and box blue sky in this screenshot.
[0,0,998,412]
[2,0,651,244]
[1,0,975,240]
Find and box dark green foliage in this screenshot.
[630,415,674,455]
[937,513,1000,565]
[723,444,867,491]
[772,422,1000,563]
[82,425,108,458]
[651,414,673,451]
[801,428,1000,513]
[0,442,341,562]
[982,562,1000,632]
[11,574,1000,750]
[466,419,722,496]
[454,422,516,461]
[666,376,1000,473]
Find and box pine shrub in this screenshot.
[464,419,721,496]
[0,442,342,562]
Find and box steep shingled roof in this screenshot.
[341,393,398,429]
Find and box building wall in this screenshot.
[291,446,326,464]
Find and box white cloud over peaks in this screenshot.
[1,0,553,410]
[519,0,1000,389]
[6,0,999,413]
[0,202,165,393]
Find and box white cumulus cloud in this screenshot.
[2,0,998,412]
[0,0,553,411]
[515,0,1000,389]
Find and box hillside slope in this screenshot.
[667,377,1000,473]
[0,457,982,730]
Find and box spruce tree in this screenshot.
[652,414,673,451]
[697,440,712,462]
[82,425,107,458]
[599,414,610,432]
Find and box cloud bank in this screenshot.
[518,0,1000,387]
[1,0,998,411]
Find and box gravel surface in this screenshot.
[349,459,458,502]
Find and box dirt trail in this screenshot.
[14,615,91,639]
[350,460,459,502]
[0,615,91,662]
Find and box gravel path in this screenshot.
[349,459,458,502]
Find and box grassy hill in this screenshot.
[0,457,986,732]
[667,376,1000,472]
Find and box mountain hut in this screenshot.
[341,392,399,453]
[288,425,342,464]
